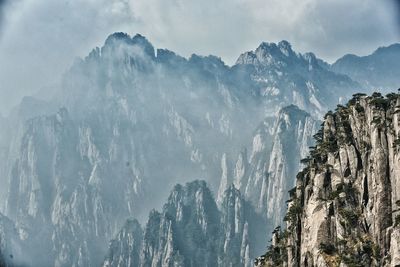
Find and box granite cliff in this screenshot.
[256,92,400,266]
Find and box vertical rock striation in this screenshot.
[257,92,400,267]
[103,181,267,267]
[234,105,318,226]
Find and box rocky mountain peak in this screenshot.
[2,31,399,267]
[103,219,142,267]
[236,40,296,66]
[103,180,268,267]
[101,32,155,60]
[373,43,400,56]
[332,43,400,90]
[278,104,310,122]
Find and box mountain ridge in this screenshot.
[0,32,399,266]
[257,92,400,266]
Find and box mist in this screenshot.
[0,1,399,266]
[0,0,399,115]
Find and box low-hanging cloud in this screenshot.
[0,0,398,114]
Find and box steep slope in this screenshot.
[103,181,266,267]
[235,41,360,117]
[219,105,318,226]
[0,114,9,210]
[0,97,56,211]
[103,219,142,267]
[332,44,400,91]
[4,34,259,266]
[257,92,400,266]
[141,181,221,267]
[0,212,26,267]
[0,213,14,267]
[1,33,371,266]
[219,185,267,267]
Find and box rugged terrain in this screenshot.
[257,92,400,266]
[332,44,400,91]
[103,181,266,267]
[0,33,399,266]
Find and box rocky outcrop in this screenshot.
[1,33,379,266]
[0,212,25,267]
[219,185,267,267]
[4,33,259,266]
[257,92,400,266]
[236,41,359,117]
[103,181,266,267]
[103,219,142,267]
[229,105,318,226]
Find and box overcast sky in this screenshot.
[0,0,399,114]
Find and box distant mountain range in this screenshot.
[0,33,399,266]
[331,43,400,90]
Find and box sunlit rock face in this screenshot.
[257,93,400,267]
[103,180,267,267]
[217,105,318,227]
[0,32,369,266]
[244,105,317,226]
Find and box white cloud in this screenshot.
[0,0,398,113]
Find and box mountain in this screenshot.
[217,105,318,226]
[3,33,260,266]
[256,92,400,266]
[0,32,392,266]
[102,219,143,267]
[103,180,266,267]
[0,212,25,267]
[332,44,400,91]
[236,41,360,117]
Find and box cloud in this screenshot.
[0,0,398,114]
[0,0,136,113]
[127,0,399,63]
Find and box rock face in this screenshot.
[226,105,318,226]
[103,219,142,267]
[0,212,24,267]
[257,92,400,267]
[236,41,359,117]
[103,181,267,267]
[3,33,258,267]
[332,44,400,91]
[0,33,363,266]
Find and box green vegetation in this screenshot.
[258,93,399,267]
[328,190,342,200]
[370,97,389,110]
[371,116,382,125]
[386,93,398,101]
[284,199,302,224]
[319,243,336,255]
[339,208,360,227]
[337,237,381,267]
[371,92,382,98]
[300,156,311,164]
[324,111,333,119]
[354,103,364,113]
[393,138,400,148]
[394,215,400,227]
[288,186,297,198]
[259,228,289,266]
